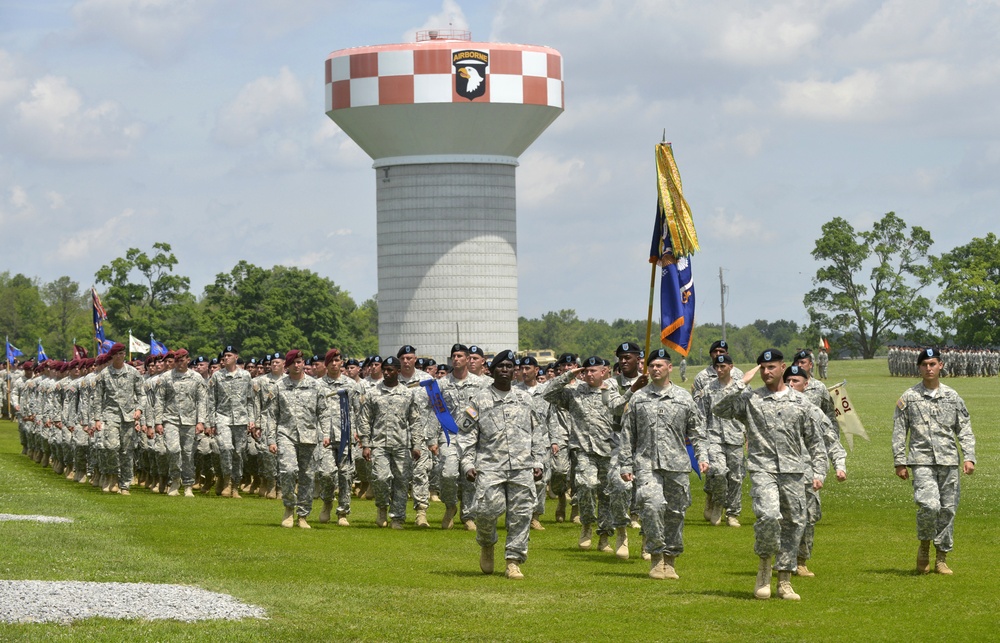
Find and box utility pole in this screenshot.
[719,267,728,343]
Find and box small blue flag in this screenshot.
[150,336,168,356]
[6,338,24,363]
[37,339,48,362]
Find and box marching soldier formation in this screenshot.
[888,345,999,378]
[3,338,978,594]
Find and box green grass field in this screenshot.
[1,360,997,642]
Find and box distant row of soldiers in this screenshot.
[888,345,999,378]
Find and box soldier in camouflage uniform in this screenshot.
[893,347,976,575]
[459,350,546,580]
[273,350,327,528]
[154,349,208,496]
[697,353,746,528]
[816,348,829,379]
[207,345,255,498]
[359,356,426,529]
[691,340,745,401]
[396,345,435,528]
[620,349,708,580]
[783,362,847,577]
[93,343,146,495]
[713,349,828,601]
[316,348,361,526]
[544,355,630,554]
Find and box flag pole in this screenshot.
[5,337,11,420]
[643,262,657,374]
[128,329,132,361]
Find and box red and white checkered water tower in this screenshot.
[325,29,564,359]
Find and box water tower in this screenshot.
[325,30,564,360]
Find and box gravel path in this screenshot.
[0,581,267,624]
[0,513,73,523]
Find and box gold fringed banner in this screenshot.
[655,143,700,257]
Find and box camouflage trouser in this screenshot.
[195,430,216,479]
[575,451,628,535]
[636,470,691,556]
[152,429,168,477]
[429,449,441,494]
[474,468,536,563]
[706,442,745,517]
[72,426,90,473]
[549,447,571,496]
[798,485,822,560]
[214,423,248,483]
[911,465,960,552]
[749,471,806,571]
[99,416,136,489]
[277,435,316,517]
[17,420,28,450]
[163,423,196,486]
[437,440,461,509]
[372,447,412,521]
[314,442,354,515]
[410,448,431,511]
[533,448,554,515]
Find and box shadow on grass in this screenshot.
[429,569,495,578]
[864,568,920,577]
[695,588,761,601]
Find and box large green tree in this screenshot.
[41,276,92,359]
[0,273,49,356]
[804,212,933,359]
[933,233,1000,345]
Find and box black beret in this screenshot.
[756,348,783,364]
[615,342,641,357]
[223,345,237,355]
[397,345,416,357]
[491,350,516,368]
[917,348,942,365]
[783,364,809,381]
[415,358,427,368]
[369,355,382,364]
[383,356,400,368]
[647,348,671,365]
[710,340,729,353]
[468,345,484,356]
[556,353,576,365]
[582,356,603,368]
[345,358,360,367]
[520,356,538,367]
[271,352,284,361]
[714,354,733,365]
[450,343,469,356]
[793,350,812,362]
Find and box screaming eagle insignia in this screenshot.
[453,50,488,100]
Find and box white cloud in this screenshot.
[57,208,137,260]
[6,75,142,160]
[10,185,29,209]
[517,151,587,206]
[71,0,207,62]
[0,50,27,107]
[46,191,66,210]
[284,250,331,269]
[705,208,777,244]
[714,6,821,65]
[212,67,307,147]
[327,229,352,237]
[405,0,470,41]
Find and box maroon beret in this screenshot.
[107,343,126,356]
[284,349,303,364]
[324,348,341,365]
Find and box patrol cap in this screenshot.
[450,343,468,356]
[520,356,539,367]
[783,364,809,381]
[223,345,237,355]
[647,348,671,365]
[491,350,516,369]
[397,345,416,357]
[756,348,783,364]
[793,350,812,362]
[615,342,642,357]
[714,354,733,365]
[284,349,303,363]
[383,356,400,368]
[468,345,485,356]
[917,347,942,365]
[710,340,729,353]
[583,355,604,368]
[324,348,341,365]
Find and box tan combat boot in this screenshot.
[578,525,593,549]
[641,534,651,561]
[248,476,259,496]
[505,560,524,580]
[167,478,181,497]
[629,513,641,529]
[555,494,566,523]
[319,500,333,523]
[648,553,666,579]
[597,534,612,553]
[917,540,931,574]
[415,509,430,528]
[337,515,350,527]
[230,484,241,499]
[726,515,741,528]
[297,516,311,529]
[258,482,268,498]
[159,476,170,494]
[390,519,404,530]
[777,571,800,600]
[480,545,495,574]
[281,506,295,528]
[530,514,545,531]
[662,555,680,580]
[935,549,953,575]
[376,507,388,528]
[266,484,278,500]
[796,557,815,577]
[214,475,224,496]
[754,556,772,600]
[464,519,477,532]
[709,503,723,526]
[703,492,714,522]
[220,477,233,497]
[615,526,629,560]
[184,486,194,497]
[442,505,457,530]
[40,452,50,467]
[109,475,120,494]
[570,505,581,524]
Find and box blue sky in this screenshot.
[2,0,997,331]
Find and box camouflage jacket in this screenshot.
[619,382,707,475]
[458,385,546,475]
[892,382,975,467]
[154,369,209,426]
